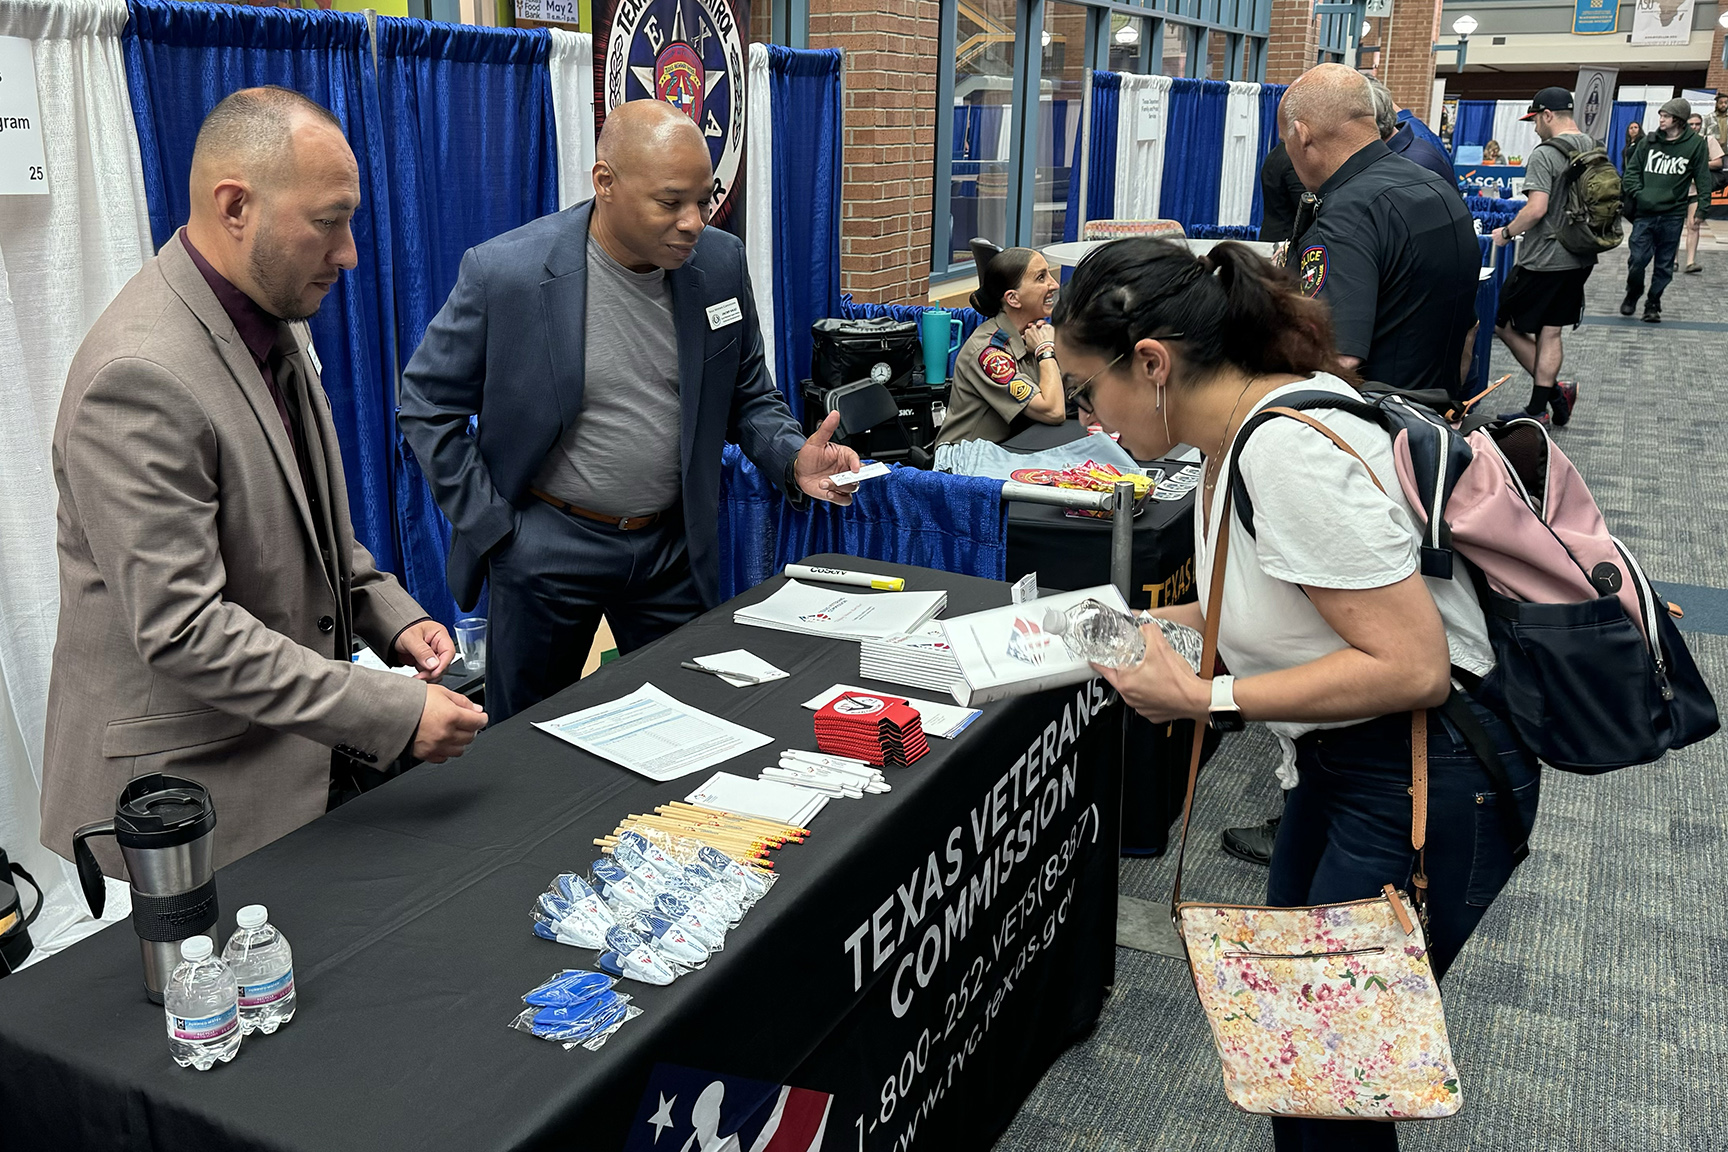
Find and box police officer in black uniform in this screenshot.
[1281,64,1478,399]
[1219,65,1480,873]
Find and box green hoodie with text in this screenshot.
[1623,125,1712,217]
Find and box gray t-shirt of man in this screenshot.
[533,237,683,516]
[1516,131,1598,273]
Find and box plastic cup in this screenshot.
[455,616,487,674]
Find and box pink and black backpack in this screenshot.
[1227,386,1718,804]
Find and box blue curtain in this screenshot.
[373,17,557,626]
[1453,100,1495,153]
[717,446,1010,600]
[769,45,843,424]
[1465,194,1524,233]
[1250,83,1284,228]
[1159,78,1230,229]
[123,0,402,594]
[1466,235,1513,396]
[1608,100,1644,173]
[1085,72,1120,226]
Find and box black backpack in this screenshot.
[1541,136,1624,255]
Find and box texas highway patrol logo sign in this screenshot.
[1298,244,1328,297]
[595,0,747,228]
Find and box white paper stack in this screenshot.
[685,771,828,828]
[859,624,965,694]
[940,585,1131,707]
[733,579,947,642]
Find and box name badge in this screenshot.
[706,297,743,330]
[304,339,323,377]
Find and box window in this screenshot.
[948,0,1018,268]
[1032,1,1088,247]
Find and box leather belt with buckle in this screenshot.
[530,488,663,531]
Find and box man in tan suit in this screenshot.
[41,87,487,877]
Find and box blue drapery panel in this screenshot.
[1608,101,1644,173]
[373,17,557,624]
[1467,235,1513,396]
[769,45,843,423]
[123,0,401,587]
[838,296,986,378]
[1465,195,1525,233]
[1085,72,1119,226]
[1453,100,1495,152]
[1159,78,1230,229]
[717,446,1010,600]
[1250,83,1284,227]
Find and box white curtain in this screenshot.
[1218,80,1261,226]
[0,0,152,963]
[744,43,776,389]
[1490,99,1539,164]
[547,29,595,208]
[1112,74,1173,221]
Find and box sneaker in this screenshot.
[1498,409,1552,428]
[1642,304,1661,323]
[1620,294,1638,316]
[1221,816,1281,867]
[1550,381,1577,427]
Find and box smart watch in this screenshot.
[1208,674,1245,733]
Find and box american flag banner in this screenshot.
[623,1063,832,1152]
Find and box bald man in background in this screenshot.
[42,86,485,877]
[1281,64,1477,398]
[400,100,860,721]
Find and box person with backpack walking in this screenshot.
[1621,98,1713,323]
[1052,236,1541,1151]
[1489,88,1605,426]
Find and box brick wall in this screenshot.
[1708,21,1727,93]
[749,2,771,49]
[1381,0,1440,124]
[808,0,941,304]
[1265,0,1318,85]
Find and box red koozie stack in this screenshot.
[814,692,929,768]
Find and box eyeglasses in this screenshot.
[1063,332,1185,408]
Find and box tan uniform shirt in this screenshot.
[936,314,1042,446]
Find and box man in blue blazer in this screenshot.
[399,101,860,721]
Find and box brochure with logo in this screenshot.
[732,579,947,642]
[939,585,1129,706]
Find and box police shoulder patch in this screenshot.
[1299,245,1328,297]
[979,346,1018,385]
[1009,378,1034,403]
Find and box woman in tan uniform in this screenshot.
[935,239,1067,446]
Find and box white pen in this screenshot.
[773,763,891,794]
[779,758,882,784]
[783,748,876,771]
[784,563,906,592]
[761,769,861,798]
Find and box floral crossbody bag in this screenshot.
[1171,407,1463,1121]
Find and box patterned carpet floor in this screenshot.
[994,245,1728,1152]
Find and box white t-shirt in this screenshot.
[1194,375,1494,781]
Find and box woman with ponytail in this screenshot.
[1054,239,1537,1152]
[934,239,1067,446]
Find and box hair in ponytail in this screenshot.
[1050,238,1346,384]
[967,239,1038,318]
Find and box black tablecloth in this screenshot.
[0,556,1122,1152]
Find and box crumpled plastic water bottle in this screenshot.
[1044,599,1205,671]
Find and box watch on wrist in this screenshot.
[1208,674,1245,733]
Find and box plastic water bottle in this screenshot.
[224,904,297,1035]
[164,935,241,1070]
[1044,599,1206,671]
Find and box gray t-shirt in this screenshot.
[1516,132,1598,272]
[533,237,682,515]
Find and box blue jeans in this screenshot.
[1626,210,1687,305]
[1266,700,1540,1152]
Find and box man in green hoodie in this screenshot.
[1621,97,1713,323]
